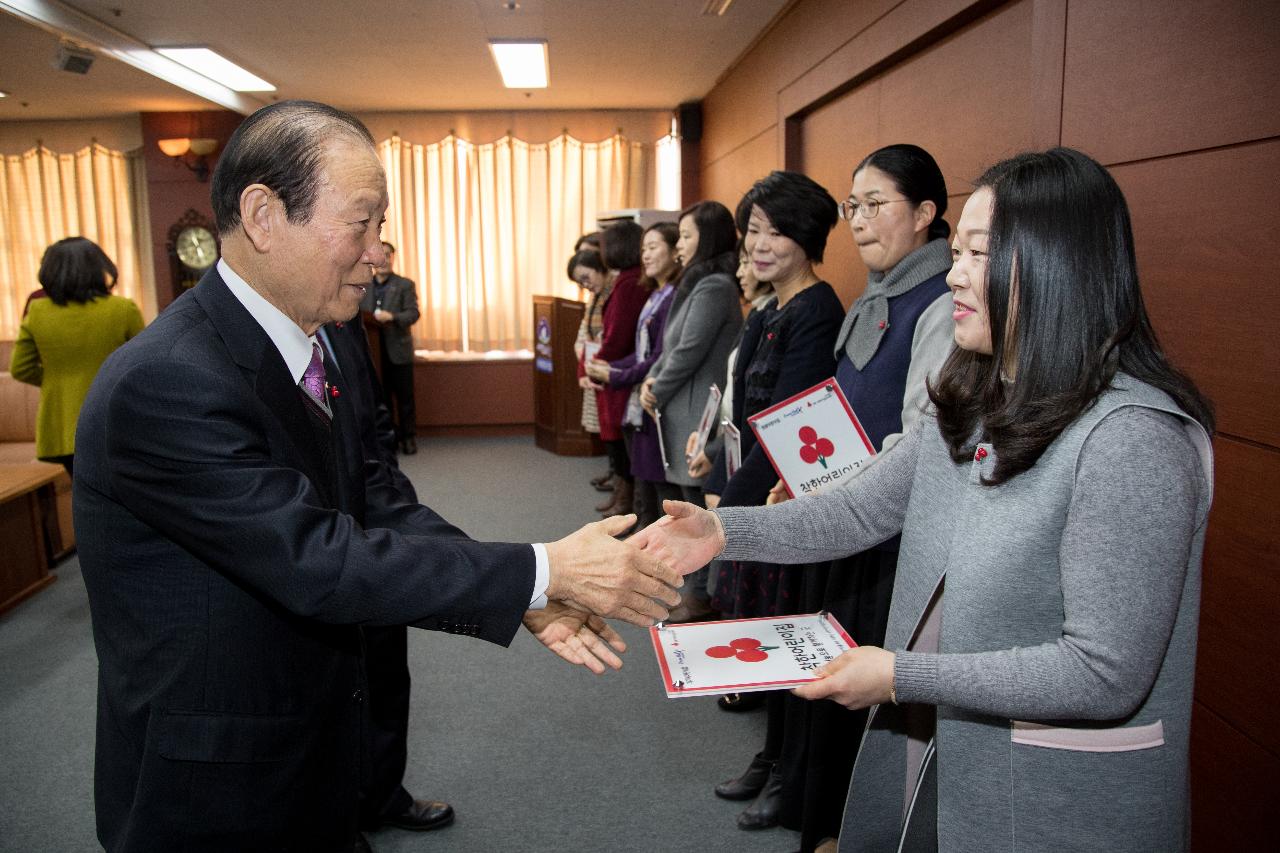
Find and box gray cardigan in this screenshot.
[716,375,1213,853]
[646,273,743,487]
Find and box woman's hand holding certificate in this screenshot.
[791,646,896,709]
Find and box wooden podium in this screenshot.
[532,296,604,456]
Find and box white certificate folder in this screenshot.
[747,378,875,498]
[650,612,856,698]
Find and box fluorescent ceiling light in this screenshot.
[155,47,276,92]
[488,40,548,89]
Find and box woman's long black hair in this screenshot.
[929,147,1213,484]
[675,200,738,292]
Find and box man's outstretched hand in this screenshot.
[628,500,727,578]
[523,602,627,675]
[544,515,683,627]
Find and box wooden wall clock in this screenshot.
[166,208,218,297]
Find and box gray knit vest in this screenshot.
[840,375,1213,853]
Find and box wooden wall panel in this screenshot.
[1195,437,1280,754]
[700,0,897,168]
[798,82,882,306]
[777,0,987,123]
[797,0,1036,306]
[1062,0,1280,165]
[413,359,534,428]
[1110,140,1280,448]
[1189,701,1279,850]
[700,127,779,217]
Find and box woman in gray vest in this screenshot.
[635,147,1214,853]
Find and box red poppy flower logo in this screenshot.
[798,426,835,469]
[706,637,778,663]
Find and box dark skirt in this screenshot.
[776,547,898,849]
[711,559,804,619]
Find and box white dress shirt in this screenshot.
[218,259,548,608]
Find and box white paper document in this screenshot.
[687,384,722,463]
[722,421,741,479]
[746,378,875,498]
[654,409,669,469]
[649,613,856,698]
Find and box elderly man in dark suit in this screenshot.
[319,317,454,835]
[73,99,681,853]
[362,241,420,455]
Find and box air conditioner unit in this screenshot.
[596,208,683,230]
[54,44,95,75]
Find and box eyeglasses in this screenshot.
[838,197,911,221]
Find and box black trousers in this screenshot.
[378,349,417,441]
[358,625,413,824]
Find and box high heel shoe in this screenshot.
[714,752,775,801]
[737,765,784,830]
[717,692,765,712]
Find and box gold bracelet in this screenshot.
[889,671,898,705]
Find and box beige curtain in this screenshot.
[379,132,658,352]
[0,143,154,339]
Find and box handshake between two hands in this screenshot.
[521,500,726,675]
[521,500,898,710]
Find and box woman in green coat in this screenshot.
[10,237,144,474]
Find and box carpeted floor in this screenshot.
[0,435,801,852]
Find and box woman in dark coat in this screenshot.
[707,171,843,831]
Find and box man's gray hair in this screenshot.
[211,100,375,236]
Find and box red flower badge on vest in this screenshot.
[706,637,778,663]
[798,425,835,470]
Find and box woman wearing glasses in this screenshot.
[776,144,957,850]
[713,146,956,844]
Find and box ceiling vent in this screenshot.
[54,43,95,75]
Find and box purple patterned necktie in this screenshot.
[300,342,328,413]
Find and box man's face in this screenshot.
[266,140,388,333]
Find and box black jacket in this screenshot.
[74,268,533,852]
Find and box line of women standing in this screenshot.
[635,146,1214,853]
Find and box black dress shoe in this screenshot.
[717,692,765,712]
[384,799,454,831]
[400,436,418,456]
[737,766,784,830]
[715,752,775,801]
[590,471,614,490]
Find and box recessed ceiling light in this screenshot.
[0,91,7,98]
[155,47,276,92]
[488,40,548,89]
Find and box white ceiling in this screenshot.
[0,0,791,120]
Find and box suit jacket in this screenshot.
[74,268,534,852]
[322,319,417,503]
[360,273,419,364]
[646,271,743,486]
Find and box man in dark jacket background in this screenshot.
[363,242,420,454]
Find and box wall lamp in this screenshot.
[157,137,219,181]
